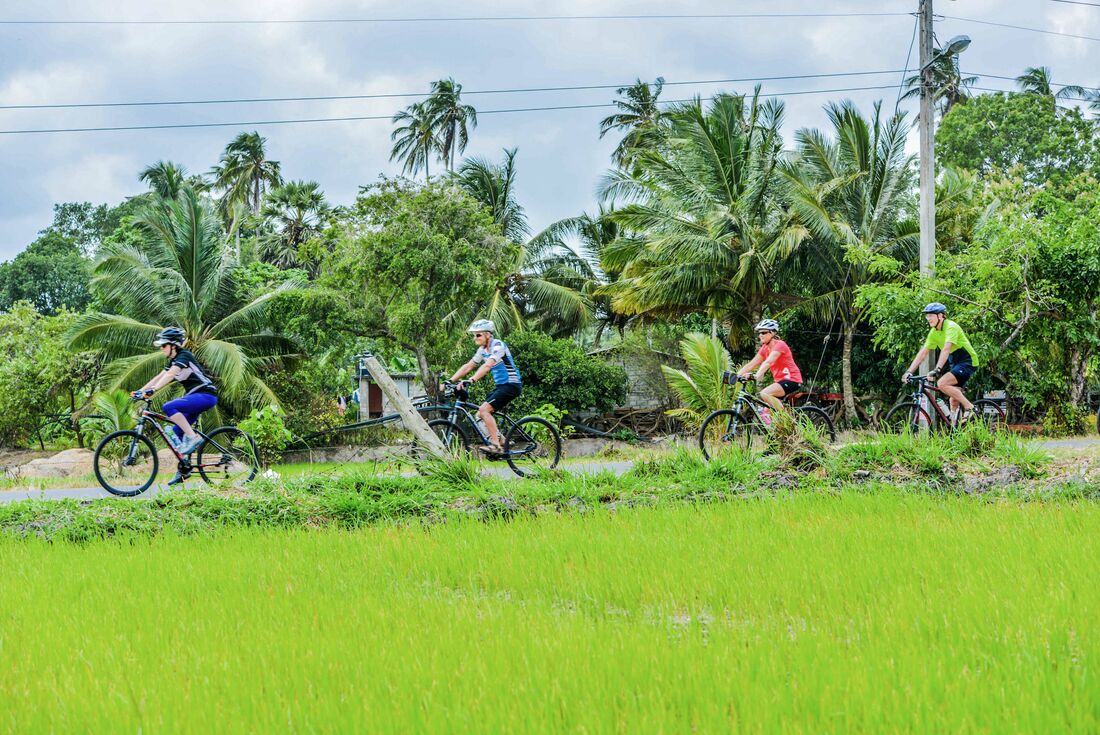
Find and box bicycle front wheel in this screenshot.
[197,427,259,487]
[504,417,562,477]
[699,409,740,461]
[880,402,932,435]
[94,430,159,497]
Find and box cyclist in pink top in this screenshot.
[736,319,803,416]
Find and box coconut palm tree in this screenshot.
[599,77,667,166]
[426,78,477,171]
[210,132,284,246]
[65,186,300,414]
[139,160,190,200]
[901,50,976,115]
[598,90,805,344]
[257,180,331,270]
[1016,66,1085,102]
[779,100,918,421]
[390,101,439,178]
[452,150,590,335]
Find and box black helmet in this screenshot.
[153,327,186,347]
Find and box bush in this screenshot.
[503,331,627,416]
[1042,402,1089,438]
[238,406,293,467]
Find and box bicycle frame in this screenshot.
[435,384,537,458]
[130,401,234,469]
[904,376,957,430]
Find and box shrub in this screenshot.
[661,333,734,429]
[1042,401,1089,437]
[503,331,627,416]
[238,406,293,467]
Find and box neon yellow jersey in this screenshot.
[924,319,979,367]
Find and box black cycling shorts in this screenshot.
[776,380,802,396]
[948,362,976,387]
[485,383,521,411]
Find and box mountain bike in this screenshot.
[879,374,1006,434]
[422,381,562,477]
[698,375,836,461]
[93,398,259,497]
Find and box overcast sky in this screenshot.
[1,0,1098,260]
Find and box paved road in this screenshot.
[0,460,637,504]
[2,438,1095,505]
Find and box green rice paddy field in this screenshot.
[2,492,1098,733]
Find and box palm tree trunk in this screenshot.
[414,346,434,400]
[841,322,857,425]
[711,318,718,339]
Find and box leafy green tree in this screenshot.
[66,186,300,413]
[780,100,917,421]
[599,90,804,341]
[319,178,512,389]
[390,101,439,178]
[599,77,667,166]
[937,92,1099,190]
[43,201,132,256]
[256,180,331,270]
[426,78,477,172]
[0,231,91,315]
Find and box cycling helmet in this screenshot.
[922,303,947,315]
[153,327,186,347]
[467,319,496,334]
[754,318,780,333]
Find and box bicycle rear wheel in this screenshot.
[794,405,836,443]
[969,399,1006,431]
[197,427,259,487]
[504,417,562,477]
[880,402,932,435]
[94,430,159,497]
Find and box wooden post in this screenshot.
[360,353,448,458]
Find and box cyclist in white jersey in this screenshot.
[445,319,522,453]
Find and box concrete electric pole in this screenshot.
[918,0,936,282]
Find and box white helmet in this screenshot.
[754,318,780,333]
[468,319,496,334]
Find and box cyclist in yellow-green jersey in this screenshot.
[902,303,980,423]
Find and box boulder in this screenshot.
[20,448,95,478]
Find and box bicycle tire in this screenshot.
[880,401,932,435]
[93,430,159,497]
[425,419,470,456]
[504,416,562,477]
[969,399,1007,431]
[699,409,741,461]
[795,405,836,443]
[197,427,259,487]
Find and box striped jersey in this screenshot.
[472,339,522,385]
[166,349,218,395]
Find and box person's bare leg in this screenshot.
[168,413,199,439]
[937,373,972,412]
[478,403,502,447]
[760,384,785,413]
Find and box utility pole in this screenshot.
[918,0,936,375]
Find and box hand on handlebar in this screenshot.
[130,389,153,401]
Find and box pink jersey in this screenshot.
[757,339,803,383]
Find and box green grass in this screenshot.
[2,495,1099,732]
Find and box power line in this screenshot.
[1050,0,1100,7]
[0,84,902,135]
[970,70,1098,91]
[0,69,913,111]
[942,14,1100,43]
[894,15,919,112]
[0,11,913,26]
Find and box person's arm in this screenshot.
[136,366,180,396]
[467,358,498,384]
[737,354,763,377]
[755,349,781,383]
[448,361,478,383]
[933,343,955,374]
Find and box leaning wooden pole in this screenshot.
[360,353,448,458]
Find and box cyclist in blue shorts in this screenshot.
[131,327,219,483]
[445,320,522,453]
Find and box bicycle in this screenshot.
[698,375,836,461]
[93,398,259,497]
[879,374,1006,434]
[422,381,562,477]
